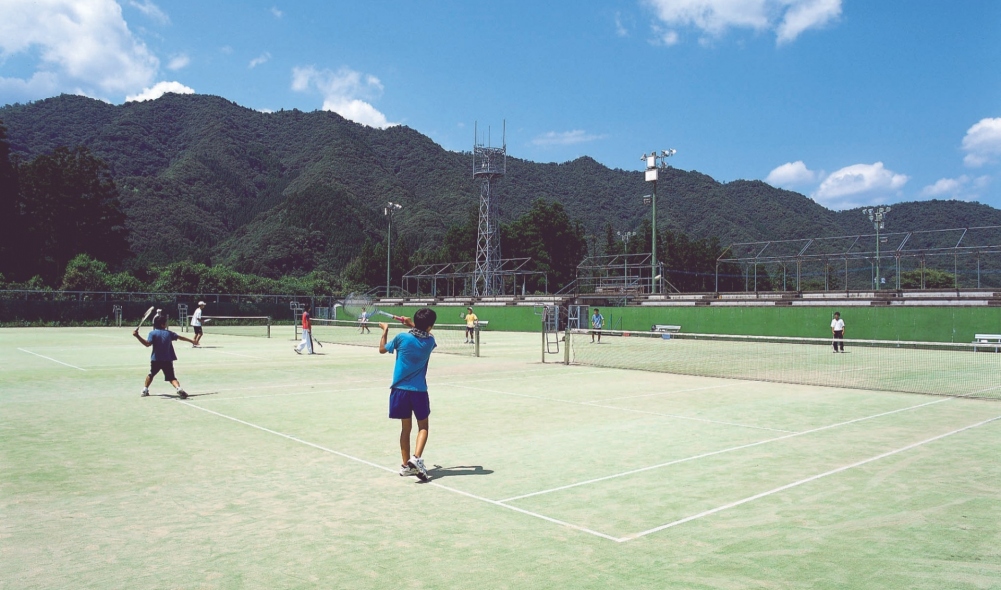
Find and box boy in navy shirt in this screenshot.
[133,315,196,398]
[379,308,437,482]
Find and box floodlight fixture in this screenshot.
[864,205,891,291]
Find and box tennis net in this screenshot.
[306,319,479,357]
[567,329,1001,399]
[197,316,272,338]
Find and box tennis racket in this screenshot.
[374,310,405,322]
[136,306,155,330]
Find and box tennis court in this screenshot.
[3,326,1000,589]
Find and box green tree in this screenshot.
[900,268,955,289]
[503,199,588,291]
[0,120,20,279]
[17,146,129,283]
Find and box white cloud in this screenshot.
[614,12,629,36]
[125,80,194,102]
[0,0,159,101]
[249,52,271,69]
[167,54,190,70]
[531,130,607,147]
[765,160,817,187]
[643,0,841,45]
[128,0,169,24]
[812,162,909,210]
[291,65,396,128]
[271,6,284,18]
[921,175,992,200]
[962,117,1001,168]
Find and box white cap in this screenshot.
[198,301,206,306]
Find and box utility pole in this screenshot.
[384,202,402,297]
[641,149,676,293]
[863,206,890,290]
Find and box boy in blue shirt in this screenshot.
[379,308,437,482]
[133,315,196,398]
[591,308,604,343]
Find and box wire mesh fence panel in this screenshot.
[568,329,1001,399]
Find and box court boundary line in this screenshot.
[498,397,951,503]
[16,348,87,371]
[180,401,620,542]
[623,413,1001,541]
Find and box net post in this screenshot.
[267,316,271,339]
[564,330,571,365]
[474,325,480,357]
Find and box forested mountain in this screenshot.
[2,93,1000,281]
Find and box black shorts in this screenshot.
[193,326,203,335]
[149,361,177,382]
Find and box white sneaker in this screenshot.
[407,456,429,482]
[399,464,419,477]
[141,388,149,397]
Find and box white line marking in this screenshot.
[17,348,87,371]
[181,402,618,541]
[623,413,1001,541]
[211,350,266,359]
[451,383,788,433]
[498,397,952,503]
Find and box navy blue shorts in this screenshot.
[389,388,430,420]
[193,326,203,335]
[149,361,176,382]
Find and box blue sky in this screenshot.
[2,0,1000,211]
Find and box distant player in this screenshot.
[591,307,604,343]
[134,314,195,398]
[294,303,314,355]
[463,306,477,344]
[359,307,372,334]
[831,311,845,353]
[379,308,438,483]
[190,301,207,347]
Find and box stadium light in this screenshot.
[641,148,677,294]
[385,202,402,297]
[863,206,891,291]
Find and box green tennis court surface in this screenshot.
[3,327,1000,589]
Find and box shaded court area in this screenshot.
[2,327,1000,589]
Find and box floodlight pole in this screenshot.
[864,206,891,291]
[642,149,676,294]
[385,202,402,297]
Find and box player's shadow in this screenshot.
[154,391,220,400]
[427,465,493,479]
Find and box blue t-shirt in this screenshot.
[147,329,179,362]
[384,331,437,391]
[591,313,604,329]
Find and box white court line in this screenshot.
[17,348,87,371]
[498,397,951,503]
[624,413,1001,541]
[451,383,785,433]
[210,350,266,360]
[181,402,619,542]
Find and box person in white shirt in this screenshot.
[190,301,207,347]
[831,311,845,353]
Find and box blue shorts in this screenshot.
[389,388,430,420]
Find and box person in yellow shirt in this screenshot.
[463,306,478,344]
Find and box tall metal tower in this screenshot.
[473,122,506,296]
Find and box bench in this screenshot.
[651,324,682,333]
[973,333,1001,352]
